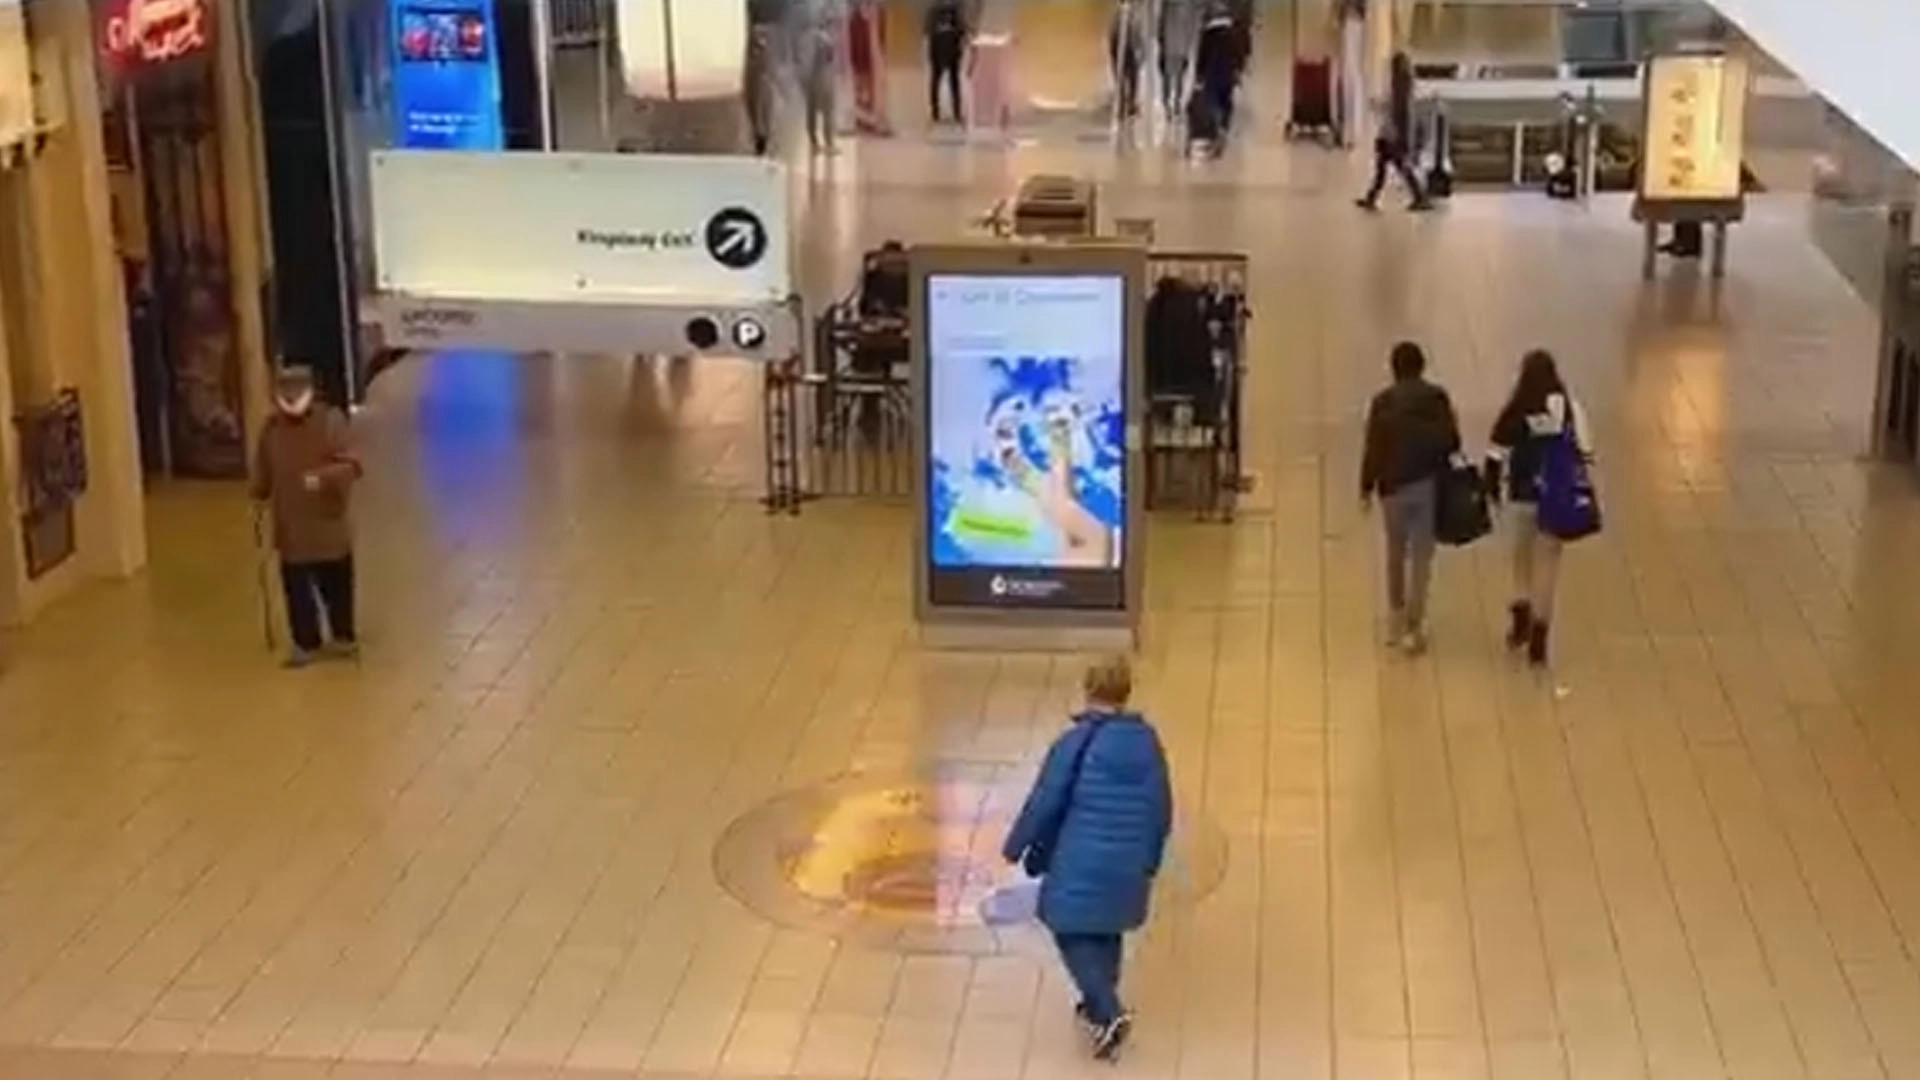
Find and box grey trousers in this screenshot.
[1382,477,1438,632]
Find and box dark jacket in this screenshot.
[251,406,361,563]
[1003,711,1174,935]
[1386,74,1414,148]
[1485,391,1592,504]
[925,0,967,58]
[1361,377,1460,497]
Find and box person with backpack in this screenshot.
[1360,341,1462,654]
[1193,7,1238,142]
[1003,655,1173,1063]
[1356,52,1433,212]
[250,364,363,668]
[925,0,968,123]
[1485,349,1596,667]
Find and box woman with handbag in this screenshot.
[1484,349,1598,667]
[1002,655,1173,1061]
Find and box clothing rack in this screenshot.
[1144,249,1250,520]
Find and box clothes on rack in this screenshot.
[1145,276,1242,417]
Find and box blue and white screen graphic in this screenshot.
[924,273,1127,610]
[391,0,504,150]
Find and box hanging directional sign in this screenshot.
[706,206,767,270]
[373,150,791,303]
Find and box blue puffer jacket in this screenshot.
[1002,711,1174,935]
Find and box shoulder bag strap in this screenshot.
[1038,718,1108,847]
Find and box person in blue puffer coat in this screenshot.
[1002,655,1173,1061]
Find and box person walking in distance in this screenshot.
[1108,0,1145,122]
[743,0,784,154]
[1357,51,1433,211]
[1485,349,1593,667]
[1361,341,1462,654]
[925,0,968,124]
[800,0,843,153]
[1003,655,1173,1062]
[1156,0,1198,122]
[251,365,362,668]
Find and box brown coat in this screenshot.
[250,406,360,563]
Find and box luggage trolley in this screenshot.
[1143,250,1250,520]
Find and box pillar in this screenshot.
[0,0,145,625]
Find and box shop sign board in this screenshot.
[1639,52,1750,204]
[0,0,30,148]
[370,150,791,303]
[99,0,213,70]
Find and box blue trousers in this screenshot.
[1053,932,1125,1025]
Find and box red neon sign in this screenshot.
[101,0,211,68]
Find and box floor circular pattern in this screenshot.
[713,758,1229,955]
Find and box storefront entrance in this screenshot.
[99,3,249,479]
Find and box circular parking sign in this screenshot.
[731,316,767,351]
[705,207,768,270]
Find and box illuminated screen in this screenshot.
[1640,53,1749,203]
[390,0,503,149]
[924,273,1127,610]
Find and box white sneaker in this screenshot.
[1091,1013,1133,1061]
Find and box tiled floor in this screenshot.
[7,106,1920,1080]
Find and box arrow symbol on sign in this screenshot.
[716,221,758,259]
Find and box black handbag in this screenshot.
[1021,719,1107,877]
[1435,457,1492,546]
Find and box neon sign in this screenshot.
[101,0,210,68]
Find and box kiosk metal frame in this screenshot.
[908,242,1148,651]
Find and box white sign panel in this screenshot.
[371,150,790,303]
[0,0,32,149]
[378,295,798,358]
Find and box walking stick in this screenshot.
[252,503,277,652]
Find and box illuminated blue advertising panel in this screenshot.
[390,0,503,149]
[922,272,1130,611]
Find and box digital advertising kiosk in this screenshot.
[1633,50,1751,279]
[909,243,1148,651]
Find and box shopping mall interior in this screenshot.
[2,0,1920,1077]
